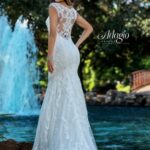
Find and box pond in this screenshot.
[0,106,150,150]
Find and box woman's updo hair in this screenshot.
[50,0,77,6]
[64,0,74,6]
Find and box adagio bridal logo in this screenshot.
[97,30,130,44]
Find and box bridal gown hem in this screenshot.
[32,2,98,150]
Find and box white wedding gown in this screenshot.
[32,2,98,150]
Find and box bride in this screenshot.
[32,0,98,149]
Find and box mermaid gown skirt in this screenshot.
[32,2,98,150]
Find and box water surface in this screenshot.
[0,106,150,150]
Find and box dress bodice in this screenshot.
[45,2,78,39]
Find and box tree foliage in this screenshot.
[0,0,149,93]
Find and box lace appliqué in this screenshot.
[49,2,77,39]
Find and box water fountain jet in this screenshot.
[0,15,40,115]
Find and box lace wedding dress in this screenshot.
[32,2,98,150]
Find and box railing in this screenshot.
[131,70,150,91]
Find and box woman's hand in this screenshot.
[47,55,54,73]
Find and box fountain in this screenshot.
[0,15,40,115]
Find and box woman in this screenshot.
[32,0,98,149]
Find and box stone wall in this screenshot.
[85,90,150,106]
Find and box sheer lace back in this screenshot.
[49,2,77,39]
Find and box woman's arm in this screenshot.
[75,13,94,48]
[47,6,58,73]
[48,6,58,57]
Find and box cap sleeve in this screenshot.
[49,3,61,17]
[74,9,79,20]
